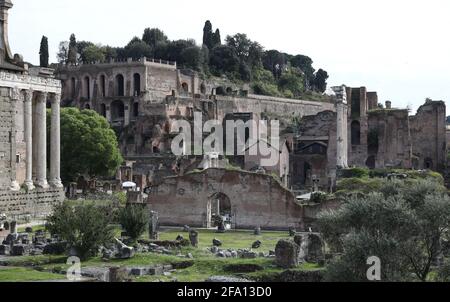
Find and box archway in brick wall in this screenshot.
[206,192,232,229]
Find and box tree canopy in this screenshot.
[51,108,123,183]
[318,178,450,282]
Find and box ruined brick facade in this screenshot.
[147,168,305,230]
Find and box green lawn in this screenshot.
[0,267,65,282]
[157,228,291,254]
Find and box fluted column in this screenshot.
[49,93,62,188]
[23,89,35,190]
[9,88,20,191]
[35,92,49,189]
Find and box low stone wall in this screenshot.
[0,188,64,219]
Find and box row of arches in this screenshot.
[69,73,142,100]
[97,101,139,121]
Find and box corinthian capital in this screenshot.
[37,91,48,103]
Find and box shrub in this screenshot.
[340,168,369,179]
[310,192,327,204]
[336,177,382,194]
[46,203,115,260]
[119,204,149,241]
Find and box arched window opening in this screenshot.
[133,73,141,96]
[181,82,189,93]
[200,83,206,94]
[100,75,106,97]
[84,76,90,100]
[116,74,125,97]
[351,121,361,145]
[85,103,91,110]
[226,87,233,95]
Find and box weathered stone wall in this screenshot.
[0,188,64,219]
[410,101,447,172]
[147,168,305,230]
[0,88,13,190]
[368,109,412,169]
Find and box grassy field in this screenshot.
[0,267,65,282]
[0,228,319,282]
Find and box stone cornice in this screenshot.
[0,70,61,93]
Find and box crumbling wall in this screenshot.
[147,168,304,230]
[368,109,412,169]
[410,100,447,172]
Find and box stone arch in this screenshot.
[351,120,361,145]
[133,73,141,96]
[84,103,91,110]
[116,74,125,96]
[111,100,125,121]
[181,82,189,93]
[226,87,233,94]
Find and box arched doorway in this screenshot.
[206,193,232,229]
[116,74,125,96]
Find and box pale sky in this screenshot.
[9,0,450,115]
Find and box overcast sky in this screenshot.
[9,0,450,114]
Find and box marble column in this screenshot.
[35,92,49,189]
[23,89,35,190]
[49,93,62,188]
[9,88,20,191]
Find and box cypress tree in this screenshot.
[39,36,49,67]
[202,20,213,49]
[213,28,221,47]
[68,33,77,65]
